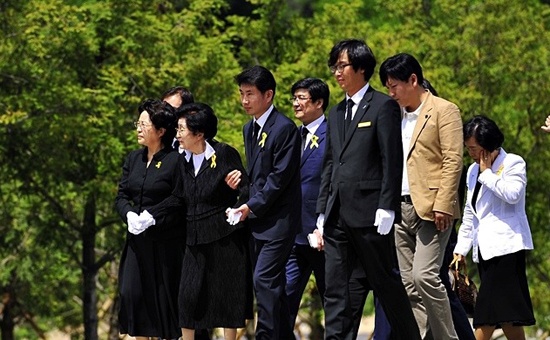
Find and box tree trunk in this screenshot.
[1,289,15,340]
[107,291,120,340]
[82,194,98,340]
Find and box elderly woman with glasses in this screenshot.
[140,102,253,340]
[454,115,535,340]
[114,99,184,340]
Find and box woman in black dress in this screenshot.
[147,102,253,340]
[115,99,184,339]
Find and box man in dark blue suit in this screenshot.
[231,65,302,340]
[316,39,421,339]
[281,78,329,339]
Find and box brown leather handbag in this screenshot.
[449,257,478,316]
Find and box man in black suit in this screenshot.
[231,65,302,340]
[316,39,420,339]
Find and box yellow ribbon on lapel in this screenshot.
[496,164,504,175]
[258,132,268,148]
[155,161,162,168]
[310,134,319,149]
[210,154,217,168]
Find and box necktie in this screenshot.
[345,99,354,135]
[301,126,309,156]
[252,122,261,144]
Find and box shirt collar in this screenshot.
[346,82,370,104]
[184,141,216,161]
[402,100,425,118]
[304,115,325,135]
[254,104,274,129]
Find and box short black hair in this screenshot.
[291,78,330,112]
[176,102,218,141]
[235,65,276,98]
[161,86,194,107]
[422,79,438,96]
[379,53,424,87]
[138,99,177,147]
[328,39,376,81]
[463,115,504,152]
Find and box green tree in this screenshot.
[1,0,549,338]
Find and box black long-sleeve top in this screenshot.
[148,141,249,245]
[115,147,185,240]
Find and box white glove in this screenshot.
[127,211,147,235]
[374,209,395,235]
[225,208,242,226]
[128,210,156,235]
[139,210,156,229]
[316,213,325,234]
[126,211,140,233]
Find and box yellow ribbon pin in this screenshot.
[310,134,319,149]
[210,154,217,168]
[496,164,504,175]
[155,161,162,168]
[258,132,268,148]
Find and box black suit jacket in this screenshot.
[115,147,184,240]
[316,86,403,227]
[243,108,302,240]
[148,141,249,245]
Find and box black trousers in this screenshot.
[323,212,421,340]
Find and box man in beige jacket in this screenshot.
[379,53,463,340]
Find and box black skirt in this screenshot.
[178,227,253,329]
[473,250,535,328]
[118,233,184,338]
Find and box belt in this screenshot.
[401,195,413,203]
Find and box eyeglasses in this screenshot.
[289,96,311,103]
[329,63,352,74]
[133,121,152,129]
[175,126,187,134]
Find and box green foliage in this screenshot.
[1,0,549,337]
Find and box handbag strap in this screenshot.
[449,256,471,286]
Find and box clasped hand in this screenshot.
[126,210,156,235]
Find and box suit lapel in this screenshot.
[468,165,480,216]
[185,155,195,178]
[244,121,254,171]
[408,93,434,158]
[247,110,277,175]
[477,149,506,205]
[341,88,373,153]
[195,156,210,177]
[301,119,326,167]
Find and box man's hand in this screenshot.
[231,204,251,222]
[434,211,452,231]
[225,170,242,190]
[313,228,324,251]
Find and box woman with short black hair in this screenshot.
[115,99,184,340]
[454,115,535,340]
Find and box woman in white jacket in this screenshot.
[454,115,535,340]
